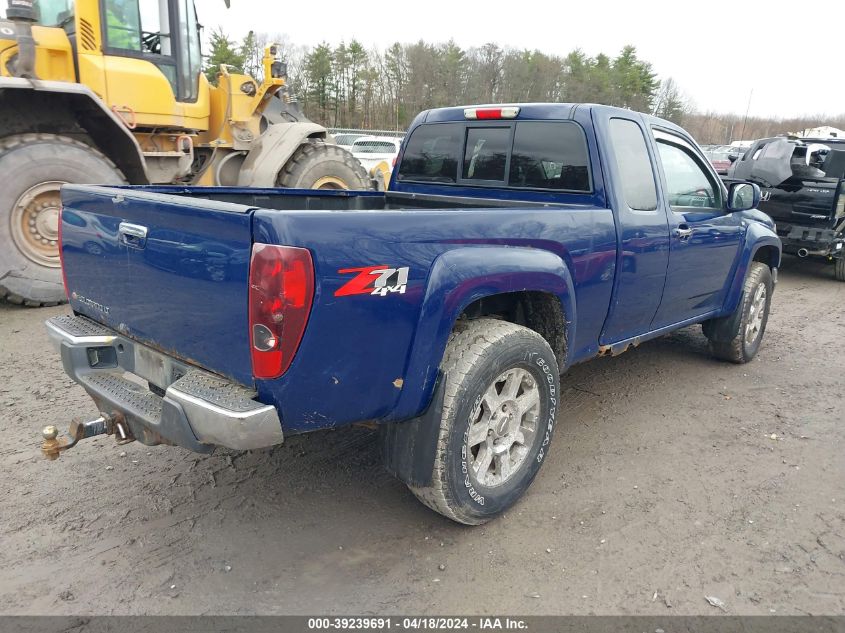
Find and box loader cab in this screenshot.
[101,0,202,103]
[66,0,211,130]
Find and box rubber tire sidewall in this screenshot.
[710,262,773,363]
[835,257,845,282]
[276,142,370,190]
[0,135,125,304]
[440,330,560,523]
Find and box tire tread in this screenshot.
[276,141,370,190]
[408,318,553,525]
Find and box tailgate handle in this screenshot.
[119,222,148,249]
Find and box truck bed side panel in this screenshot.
[252,206,616,432]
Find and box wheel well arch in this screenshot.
[753,244,781,270]
[458,290,567,369]
[0,81,148,183]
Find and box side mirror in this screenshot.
[726,182,761,212]
[728,154,739,163]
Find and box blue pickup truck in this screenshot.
[43,103,781,524]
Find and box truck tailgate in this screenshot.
[59,185,255,386]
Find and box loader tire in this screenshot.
[0,134,125,306]
[276,141,370,190]
[408,318,560,525]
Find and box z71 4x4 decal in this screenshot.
[335,266,410,297]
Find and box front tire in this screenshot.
[703,261,773,363]
[409,319,560,525]
[276,142,370,190]
[835,257,845,282]
[0,134,125,306]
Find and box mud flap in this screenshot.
[379,373,445,487]
[702,292,745,343]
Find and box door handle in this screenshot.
[119,222,148,249]
[674,225,693,240]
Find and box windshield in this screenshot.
[34,0,73,26]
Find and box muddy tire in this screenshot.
[0,134,125,306]
[408,319,560,525]
[703,262,773,364]
[276,141,370,190]
[835,257,845,282]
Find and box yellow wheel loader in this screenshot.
[0,0,369,305]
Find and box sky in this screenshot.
[193,0,844,119]
[2,1,840,118]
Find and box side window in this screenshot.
[609,118,658,211]
[104,0,181,97]
[656,141,720,209]
[462,127,510,182]
[177,0,202,102]
[104,0,142,51]
[508,121,591,191]
[396,123,462,183]
[139,2,171,55]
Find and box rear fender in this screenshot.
[390,246,576,422]
[236,121,327,187]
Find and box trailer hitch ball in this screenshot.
[40,415,117,460]
[41,425,62,461]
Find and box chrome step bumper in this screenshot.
[45,315,283,452]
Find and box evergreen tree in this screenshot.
[204,28,246,84]
[240,31,262,82]
[304,43,334,124]
[653,78,689,124]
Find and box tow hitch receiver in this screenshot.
[41,413,134,460]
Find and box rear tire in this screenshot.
[408,319,560,525]
[703,261,773,363]
[835,257,845,282]
[0,134,126,306]
[276,141,370,190]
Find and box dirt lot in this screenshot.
[0,256,842,616]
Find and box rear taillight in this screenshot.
[248,244,314,379]
[57,207,69,299]
[464,106,520,120]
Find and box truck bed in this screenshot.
[60,184,613,432]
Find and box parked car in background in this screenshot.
[351,136,403,173]
[331,133,367,149]
[725,136,845,279]
[706,146,745,175]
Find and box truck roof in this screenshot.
[415,102,688,136]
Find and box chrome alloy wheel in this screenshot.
[744,282,767,346]
[466,368,540,487]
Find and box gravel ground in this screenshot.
[0,255,842,616]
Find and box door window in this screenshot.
[177,0,202,102]
[656,141,720,209]
[608,118,658,211]
[104,0,143,51]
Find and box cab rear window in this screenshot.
[397,121,591,192]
